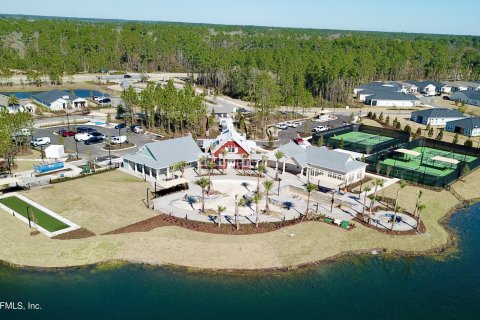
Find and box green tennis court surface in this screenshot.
[330,131,393,146]
[380,146,477,177]
[0,196,69,232]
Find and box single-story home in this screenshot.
[406,81,446,95]
[32,89,87,111]
[269,142,368,188]
[364,92,420,107]
[123,135,202,180]
[450,90,480,106]
[445,117,480,137]
[410,108,465,126]
[353,82,404,97]
[0,94,36,114]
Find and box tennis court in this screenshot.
[328,131,395,154]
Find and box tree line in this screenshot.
[0,17,479,108]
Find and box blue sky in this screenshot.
[1,0,479,36]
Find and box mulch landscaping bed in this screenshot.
[103,214,306,236]
[52,228,96,240]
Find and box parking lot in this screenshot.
[33,124,157,160]
[277,115,351,145]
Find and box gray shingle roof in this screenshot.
[123,136,202,170]
[446,117,480,130]
[32,89,80,105]
[452,90,480,101]
[356,82,402,91]
[406,80,445,89]
[367,92,419,101]
[411,108,465,119]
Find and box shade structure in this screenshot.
[394,148,421,157]
[156,178,189,189]
[430,156,460,165]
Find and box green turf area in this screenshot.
[379,147,478,177]
[330,131,393,146]
[0,196,69,232]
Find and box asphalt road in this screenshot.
[32,124,156,160]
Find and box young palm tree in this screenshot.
[237,198,246,231]
[262,179,274,212]
[221,149,228,173]
[369,179,384,219]
[391,180,406,232]
[362,186,372,220]
[256,163,266,193]
[274,150,285,180]
[176,161,187,178]
[216,205,226,227]
[194,177,210,213]
[413,190,423,217]
[305,182,317,220]
[252,192,263,228]
[416,203,426,231]
[199,156,206,176]
[207,161,215,194]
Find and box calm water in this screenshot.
[0,203,479,320]
[0,90,109,99]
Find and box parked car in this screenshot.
[114,123,127,129]
[128,125,144,134]
[84,136,105,145]
[276,123,288,130]
[109,135,128,144]
[74,132,93,142]
[99,98,111,105]
[58,129,76,137]
[81,109,91,115]
[90,131,106,140]
[124,74,132,78]
[312,125,328,133]
[291,122,300,128]
[30,137,51,147]
[443,96,450,100]
[76,127,97,134]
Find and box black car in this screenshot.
[76,127,97,134]
[91,132,106,139]
[124,74,132,78]
[84,136,104,145]
[115,123,127,129]
[443,96,450,100]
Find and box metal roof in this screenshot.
[451,90,480,101]
[446,117,480,130]
[411,108,465,119]
[367,92,419,101]
[32,89,81,105]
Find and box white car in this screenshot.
[291,122,300,128]
[74,132,93,142]
[277,124,288,130]
[312,126,328,133]
[275,123,285,129]
[30,137,51,147]
[109,135,128,144]
[285,121,294,127]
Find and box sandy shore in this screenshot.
[0,169,478,271]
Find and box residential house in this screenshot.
[32,89,87,111]
[354,82,404,98]
[410,108,465,126]
[0,94,36,114]
[123,136,202,180]
[364,92,419,107]
[445,117,480,137]
[269,142,368,188]
[450,90,480,106]
[406,81,446,95]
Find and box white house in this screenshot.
[445,117,480,137]
[269,142,368,188]
[450,90,480,106]
[410,108,465,126]
[32,89,88,111]
[353,82,404,97]
[364,92,420,107]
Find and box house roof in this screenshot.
[277,143,367,174]
[206,127,254,155]
[446,117,480,130]
[123,136,202,170]
[367,92,419,101]
[355,82,402,91]
[406,80,445,89]
[452,90,480,101]
[411,108,465,119]
[32,89,80,105]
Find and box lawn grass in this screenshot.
[0,196,69,232]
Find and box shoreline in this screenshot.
[0,200,471,274]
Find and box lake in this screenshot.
[0,202,479,320]
[0,90,109,100]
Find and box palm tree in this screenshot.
[195,178,210,213]
[362,186,372,220]
[369,179,384,220]
[199,156,206,176]
[237,198,246,231]
[216,205,226,227]
[256,163,266,193]
[391,180,406,232]
[252,192,263,228]
[262,180,274,212]
[221,149,228,173]
[416,203,426,231]
[413,190,423,217]
[175,161,187,178]
[305,182,317,219]
[207,161,215,194]
[274,150,284,180]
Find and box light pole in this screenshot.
[75,139,79,160]
[277,178,281,196]
[108,143,112,168]
[146,187,150,208]
[26,206,32,228]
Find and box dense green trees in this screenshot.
[0,18,479,106]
